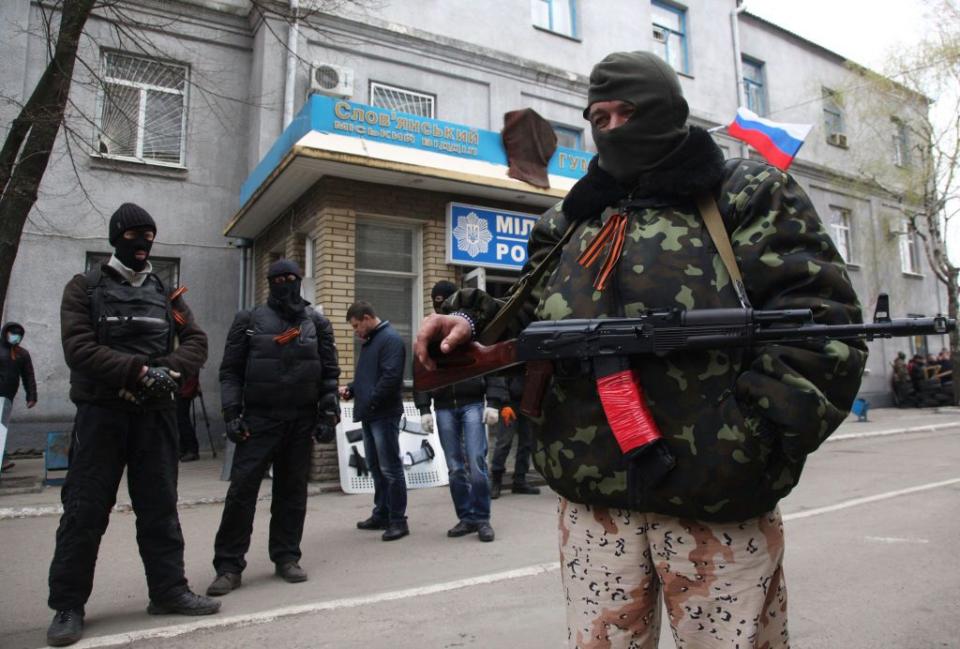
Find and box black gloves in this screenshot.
[119,366,181,406]
[140,367,181,400]
[314,414,337,444]
[222,407,250,443]
[314,393,340,444]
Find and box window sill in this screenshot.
[845,262,861,271]
[677,70,695,80]
[532,25,581,42]
[89,154,188,179]
[826,139,849,150]
[901,271,925,279]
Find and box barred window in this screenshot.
[97,51,188,166]
[370,82,435,118]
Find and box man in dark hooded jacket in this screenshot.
[416,52,867,648]
[47,203,218,647]
[0,321,38,472]
[207,259,340,597]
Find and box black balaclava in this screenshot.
[430,280,457,314]
[109,203,156,272]
[267,258,304,319]
[585,51,690,186]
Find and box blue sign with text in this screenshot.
[446,202,540,271]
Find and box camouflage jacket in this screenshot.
[451,132,867,522]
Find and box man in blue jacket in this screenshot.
[340,301,408,541]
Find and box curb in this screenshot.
[1,421,956,521]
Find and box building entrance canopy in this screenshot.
[225,95,593,238]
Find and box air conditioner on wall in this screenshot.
[827,132,848,148]
[310,62,354,98]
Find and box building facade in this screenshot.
[0,0,946,455]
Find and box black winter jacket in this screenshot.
[0,322,37,403]
[219,302,340,421]
[348,321,404,422]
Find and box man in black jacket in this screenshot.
[414,281,502,542]
[340,301,408,541]
[208,259,340,596]
[0,321,38,472]
[48,203,218,647]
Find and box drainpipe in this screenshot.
[282,0,300,129]
[730,0,749,158]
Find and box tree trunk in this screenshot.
[0,0,96,312]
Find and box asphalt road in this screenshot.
[1,426,957,649]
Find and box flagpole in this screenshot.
[707,125,727,133]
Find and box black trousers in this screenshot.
[48,403,187,610]
[212,413,315,575]
[176,396,199,455]
[490,402,533,483]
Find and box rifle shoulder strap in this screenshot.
[478,218,580,345]
[696,194,751,308]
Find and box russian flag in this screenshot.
[726,107,812,171]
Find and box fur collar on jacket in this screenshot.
[562,126,726,222]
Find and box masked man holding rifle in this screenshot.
[416,52,868,649]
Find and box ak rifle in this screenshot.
[413,294,955,419]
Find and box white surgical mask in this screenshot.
[7,333,22,345]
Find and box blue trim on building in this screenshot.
[239,95,592,207]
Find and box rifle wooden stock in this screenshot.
[413,340,521,393]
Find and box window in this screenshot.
[551,123,583,149]
[822,88,845,138]
[651,1,688,74]
[369,82,435,118]
[742,57,767,116]
[531,0,577,38]
[899,219,922,274]
[85,252,180,289]
[830,207,853,263]
[301,237,316,305]
[355,221,420,383]
[892,118,910,167]
[97,51,188,166]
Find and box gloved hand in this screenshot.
[314,413,338,444]
[483,407,499,426]
[500,406,517,427]
[421,413,434,434]
[223,408,250,443]
[138,367,181,401]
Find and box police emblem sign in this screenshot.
[446,202,539,271]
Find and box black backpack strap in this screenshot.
[83,266,105,332]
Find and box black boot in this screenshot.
[490,472,503,500]
[382,521,410,541]
[47,608,84,647]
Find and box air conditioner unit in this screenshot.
[310,62,354,98]
[652,27,666,43]
[827,132,848,148]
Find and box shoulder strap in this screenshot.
[479,218,579,345]
[696,194,751,308]
[83,266,105,327]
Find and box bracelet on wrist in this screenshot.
[450,311,477,340]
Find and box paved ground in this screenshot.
[0,406,957,649]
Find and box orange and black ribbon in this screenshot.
[170,286,189,326]
[274,327,301,345]
[576,212,628,291]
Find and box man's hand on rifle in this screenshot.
[414,313,472,371]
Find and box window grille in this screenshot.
[97,52,188,166]
[370,82,435,118]
[651,1,688,73]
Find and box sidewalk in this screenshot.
[1,406,957,520]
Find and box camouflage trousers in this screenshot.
[559,498,789,649]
